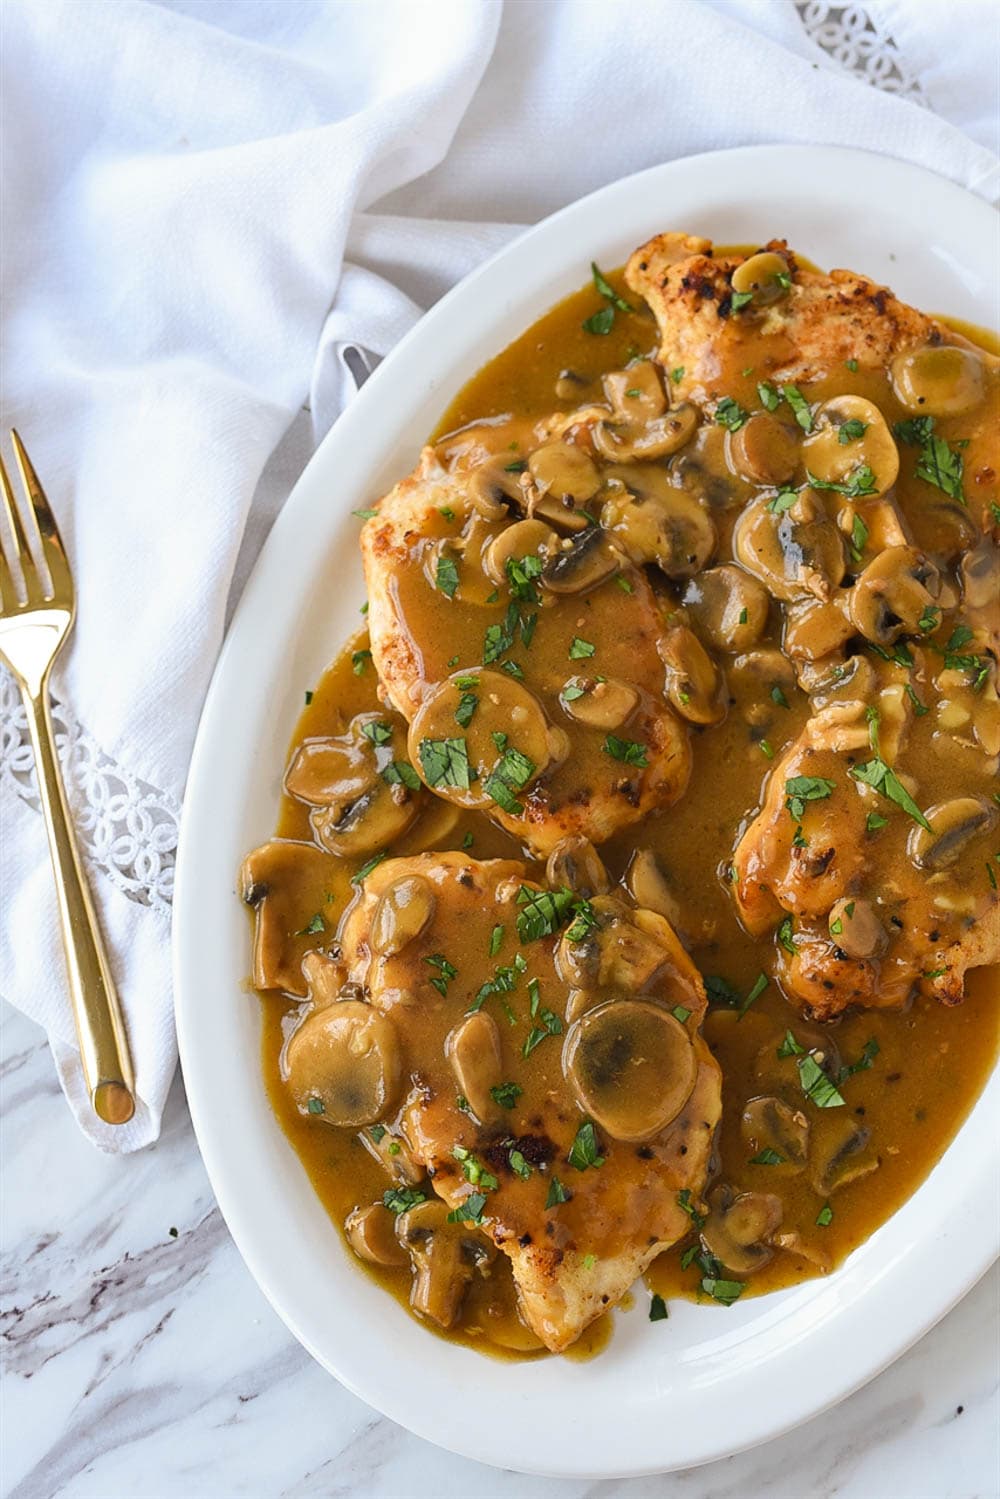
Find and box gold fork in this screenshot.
[0,431,135,1125]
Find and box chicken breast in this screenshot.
[732,677,1000,1019]
[625,233,957,403]
[336,851,721,1352]
[360,449,691,856]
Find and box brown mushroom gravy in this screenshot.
[246,247,1000,1359]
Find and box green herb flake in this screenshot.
[849,707,931,831]
[839,1037,880,1082]
[807,464,878,499]
[505,551,543,603]
[424,952,458,997]
[567,1120,605,1172]
[590,261,633,313]
[777,1029,805,1058]
[757,380,781,412]
[704,974,741,1008]
[670,366,685,384]
[850,512,869,563]
[771,685,790,709]
[447,1192,488,1224]
[677,1188,706,1231]
[381,760,421,790]
[603,734,648,767]
[569,636,596,660]
[435,556,460,599]
[545,1177,572,1209]
[353,507,378,519]
[816,1203,834,1228]
[351,850,389,885]
[759,739,774,760]
[615,574,635,593]
[418,736,471,791]
[295,913,325,936]
[582,304,615,336]
[916,432,965,504]
[741,972,769,1015]
[352,649,372,675]
[730,289,754,312]
[304,689,314,706]
[845,358,858,372]
[369,1124,387,1143]
[509,1149,532,1180]
[750,1148,784,1166]
[702,1276,744,1306]
[784,775,836,822]
[838,418,867,444]
[491,1081,522,1109]
[383,1186,427,1215]
[798,1053,846,1108]
[361,719,394,746]
[454,690,478,729]
[767,487,799,515]
[649,1293,669,1322]
[515,884,576,942]
[777,916,796,955]
[866,811,889,832]
[671,1005,691,1024]
[489,924,505,957]
[715,396,749,432]
[781,383,813,433]
[306,1096,324,1115]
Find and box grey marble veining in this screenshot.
[2,999,997,1499]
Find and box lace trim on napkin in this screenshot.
[793,2,927,103]
[0,671,178,913]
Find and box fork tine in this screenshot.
[0,446,47,602]
[11,430,71,601]
[0,508,18,608]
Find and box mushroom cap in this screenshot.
[408,670,554,808]
[563,999,697,1142]
[803,394,899,499]
[283,1000,402,1127]
[890,343,987,417]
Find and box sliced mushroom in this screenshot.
[555,368,591,402]
[730,250,790,305]
[528,441,602,504]
[604,361,669,421]
[240,840,336,994]
[848,545,940,645]
[371,875,436,957]
[525,487,594,535]
[908,795,997,871]
[658,624,726,725]
[556,896,672,992]
[546,836,610,898]
[961,540,1000,615]
[560,676,639,730]
[806,654,877,709]
[782,596,853,662]
[701,1189,783,1274]
[282,1001,402,1127]
[541,526,623,594]
[484,517,558,585]
[408,671,553,809]
[728,413,799,486]
[288,714,422,858]
[602,465,716,578]
[359,1124,424,1184]
[395,1198,494,1328]
[683,565,770,653]
[771,1232,832,1273]
[301,950,346,1009]
[890,344,987,417]
[727,648,797,713]
[741,1096,810,1171]
[345,1203,410,1267]
[671,423,752,510]
[447,1012,503,1124]
[802,395,899,499]
[734,492,846,604]
[827,897,886,959]
[624,848,682,927]
[563,999,696,1141]
[907,500,979,564]
[593,403,699,463]
[810,1118,878,1195]
[467,456,524,520]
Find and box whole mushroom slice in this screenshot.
[484,517,559,587]
[741,1095,810,1171]
[408,670,555,809]
[527,441,603,506]
[802,395,899,499]
[603,361,669,422]
[395,1198,495,1329]
[240,839,336,995]
[782,596,853,663]
[730,249,791,306]
[359,1124,424,1185]
[371,875,436,957]
[826,897,886,959]
[345,1203,410,1267]
[683,565,771,654]
[546,835,610,898]
[624,848,683,929]
[288,713,423,858]
[890,343,988,417]
[848,545,940,646]
[541,525,623,595]
[563,1000,696,1142]
[658,624,726,725]
[908,796,998,871]
[671,423,753,511]
[734,493,847,604]
[446,1011,503,1125]
[727,413,799,487]
[282,1001,402,1127]
[810,1118,879,1196]
[601,464,716,579]
[301,950,348,1009]
[466,456,524,520]
[701,1189,783,1274]
[556,895,673,993]
[593,402,699,464]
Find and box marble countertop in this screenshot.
[2,999,997,1499]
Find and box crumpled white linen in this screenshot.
[1,0,997,1150]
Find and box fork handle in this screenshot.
[22,682,136,1125]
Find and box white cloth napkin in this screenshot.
[2,0,997,1151]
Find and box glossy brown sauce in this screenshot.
[256,258,1000,1357]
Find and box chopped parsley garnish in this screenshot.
[777,916,796,955]
[381,760,421,790]
[807,464,878,498]
[306,1097,324,1114]
[798,1053,846,1108]
[509,1149,533,1180]
[893,414,935,447]
[501,659,524,680]
[489,924,505,956]
[777,1029,805,1058]
[515,885,576,942]
[849,513,869,563]
[491,1081,522,1109]
[353,507,378,519]
[677,1188,705,1230]
[569,635,596,660]
[418,736,471,790]
[839,1037,880,1082]
[304,689,313,705]
[562,681,587,701]
[468,954,525,1014]
[704,974,740,1008]
[352,648,372,675]
[483,601,520,664]
[866,811,889,832]
[767,486,800,517]
[845,358,858,372]
[615,575,634,593]
[838,418,867,444]
[741,972,769,1015]
[603,734,648,767]
[454,690,477,728]
[545,1177,572,1209]
[702,1276,744,1306]
[383,1186,426,1215]
[424,952,458,996]
[715,396,749,432]
[447,1192,488,1224]
[351,850,388,884]
[506,552,543,603]
[749,1148,784,1166]
[295,913,325,936]
[649,1293,669,1322]
[895,415,965,503]
[781,383,813,433]
[590,261,633,313]
[730,289,754,312]
[361,719,394,746]
[671,1005,691,1024]
[484,745,536,816]
[452,1146,499,1191]
[759,739,774,760]
[849,706,931,830]
[523,977,563,1056]
[918,604,940,632]
[369,1124,387,1143]
[439,506,455,522]
[564,898,598,942]
[567,1120,605,1171]
[738,607,749,625]
[757,380,781,411]
[816,1203,834,1227]
[670,366,685,384]
[785,774,836,822]
[582,304,615,336]
[435,555,460,598]
[461,830,474,849]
